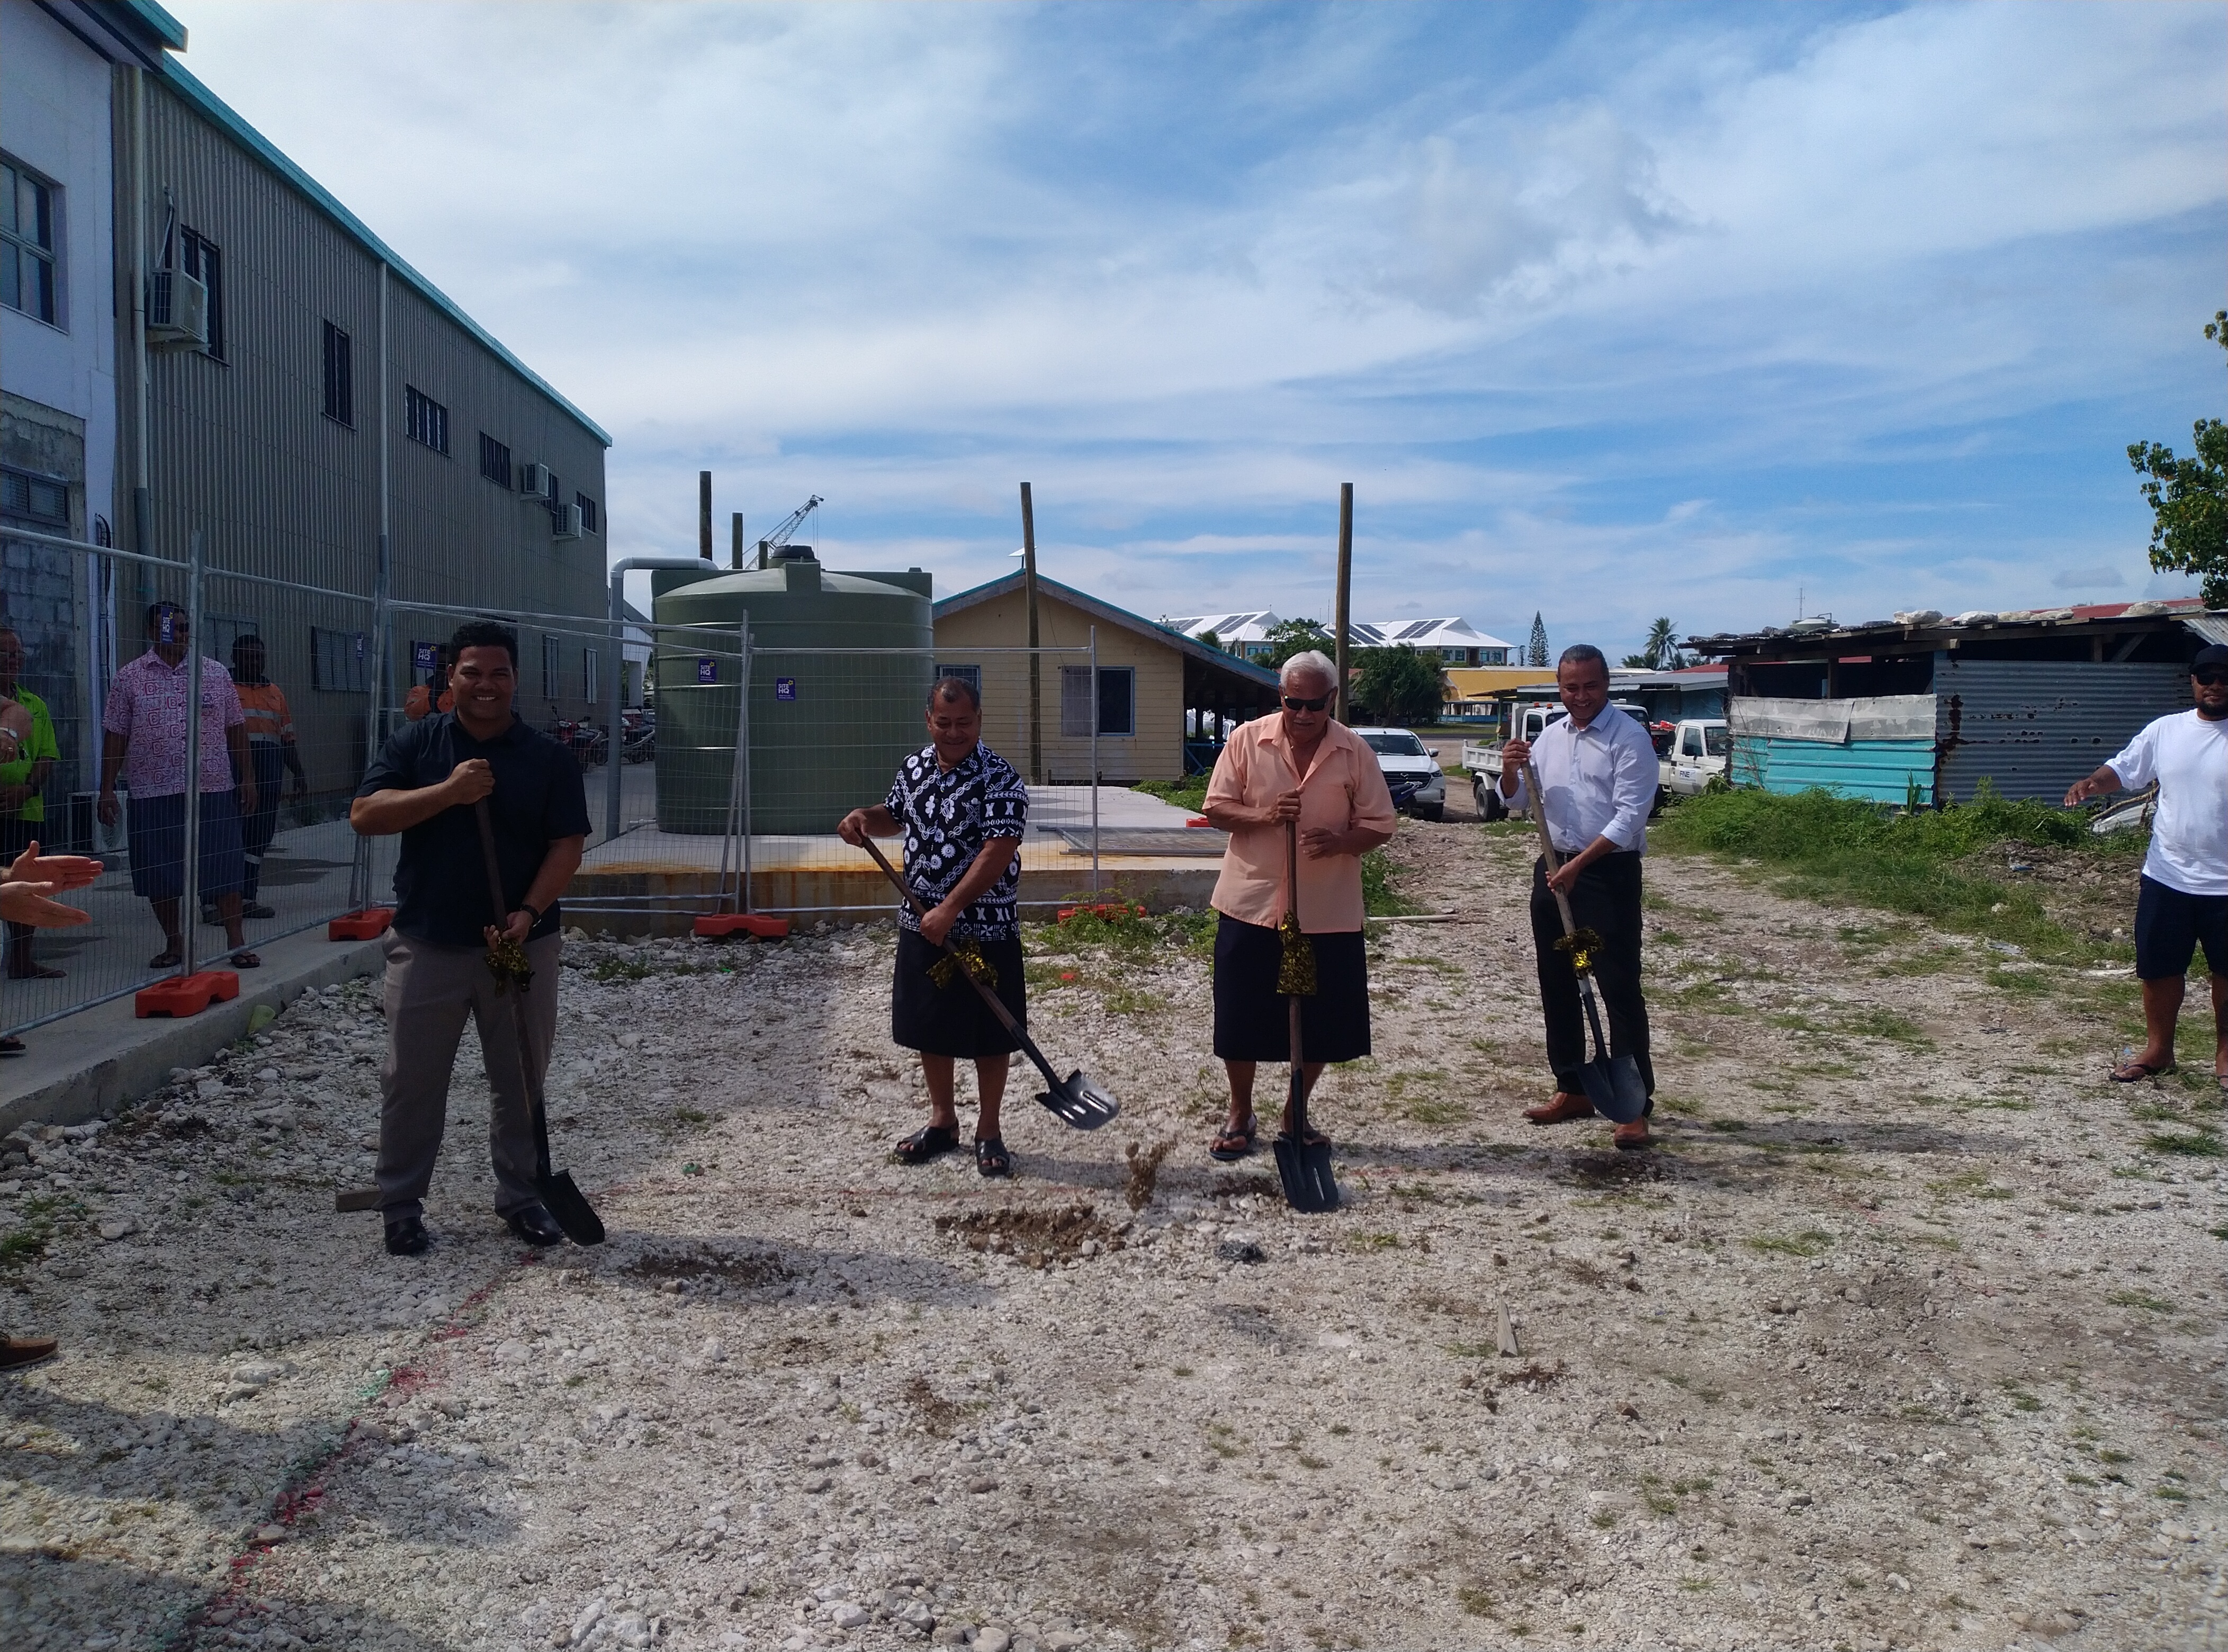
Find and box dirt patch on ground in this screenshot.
[932,1201,1128,1265]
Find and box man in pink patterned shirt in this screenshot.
[97,603,260,969]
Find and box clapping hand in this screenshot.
[0,840,101,928]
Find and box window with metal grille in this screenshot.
[1,466,70,527]
[310,626,371,692]
[542,634,561,700]
[479,433,511,488]
[583,647,599,705]
[575,492,599,533]
[181,227,223,358]
[1,157,58,325]
[405,385,449,454]
[933,663,981,698]
[321,321,353,426]
[1059,666,1092,738]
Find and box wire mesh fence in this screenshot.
[0,526,1124,1037]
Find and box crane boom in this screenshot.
[754,494,823,564]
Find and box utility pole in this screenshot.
[698,471,714,564]
[1334,482,1353,724]
[1021,482,1042,784]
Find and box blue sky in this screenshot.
[183,1,2225,658]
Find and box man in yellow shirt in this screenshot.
[0,627,62,1000]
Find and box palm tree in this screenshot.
[1637,617,1686,671]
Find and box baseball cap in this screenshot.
[2193,643,2228,674]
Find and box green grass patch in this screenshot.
[2106,1290,2175,1313]
[1362,848,1421,917]
[1131,776,1208,813]
[2143,1130,2223,1157]
[1654,786,2137,961]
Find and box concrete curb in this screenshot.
[0,927,388,1133]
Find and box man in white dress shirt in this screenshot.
[1499,644,1660,1148]
[2064,642,2228,1086]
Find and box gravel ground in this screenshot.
[2,818,2223,1651]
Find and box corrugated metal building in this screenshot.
[1690,601,2220,805]
[81,3,613,798]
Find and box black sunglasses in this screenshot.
[1282,694,1331,712]
[2196,670,2228,687]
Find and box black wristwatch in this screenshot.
[518,902,544,927]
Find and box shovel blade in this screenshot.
[1272,1133,1340,1213]
[535,1170,606,1246]
[1577,1057,1649,1125]
[1036,1070,1120,1130]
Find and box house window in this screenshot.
[181,228,223,358]
[1096,667,1135,736]
[575,492,599,533]
[1,465,70,528]
[583,648,599,705]
[1,157,58,326]
[479,433,511,488]
[321,321,353,426]
[541,634,561,700]
[1059,666,1092,737]
[933,663,981,698]
[405,385,449,453]
[310,626,371,692]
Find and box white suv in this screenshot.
[1354,727,1447,822]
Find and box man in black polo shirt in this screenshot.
[351,621,590,1256]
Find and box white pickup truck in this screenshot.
[1462,708,1726,819]
[1659,718,1729,797]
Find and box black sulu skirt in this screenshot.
[892,928,1027,1058]
[1211,913,1371,1064]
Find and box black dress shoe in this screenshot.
[383,1216,430,1256]
[506,1204,565,1247]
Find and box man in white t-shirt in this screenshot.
[2064,643,2228,1085]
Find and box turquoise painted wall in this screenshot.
[1729,735,1935,805]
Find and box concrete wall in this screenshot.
[934,589,1186,782]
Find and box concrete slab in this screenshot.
[0,924,388,1132]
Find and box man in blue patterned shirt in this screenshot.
[839,677,1030,1176]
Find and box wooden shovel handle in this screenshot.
[1522,760,1583,941]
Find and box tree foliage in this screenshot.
[1623,616,1690,671]
[2130,311,2228,607]
[1258,617,1335,670]
[1352,645,1444,725]
[1526,612,1549,667]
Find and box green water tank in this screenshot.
[652,554,933,835]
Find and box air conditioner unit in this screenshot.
[552,502,582,541]
[145,269,210,351]
[517,462,551,498]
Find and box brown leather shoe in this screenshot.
[1524,1092,1597,1125]
[1,1335,58,1371]
[1613,1119,1652,1152]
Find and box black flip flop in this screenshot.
[229,951,262,970]
[1209,1115,1257,1163]
[975,1137,1012,1179]
[0,1036,24,1058]
[894,1124,959,1165]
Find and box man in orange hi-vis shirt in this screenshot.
[229,635,309,921]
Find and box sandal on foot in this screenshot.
[229,951,262,970]
[1209,1115,1257,1162]
[148,948,183,970]
[893,1124,960,1165]
[2109,1058,2176,1083]
[975,1136,1012,1178]
[0,1036,23,1057]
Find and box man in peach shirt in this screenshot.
[1201,651,1398,1161]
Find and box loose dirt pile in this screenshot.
[0,818,2221,1651]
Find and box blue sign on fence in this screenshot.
[697,657,718,685]
[775,677,797,702]
[412,642,438,672]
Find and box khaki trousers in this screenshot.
[375,930,560,1222]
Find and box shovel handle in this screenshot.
[475,800,555,1183]
[1522,760,1585,945]
[856,834,1064,1093]
[472,800,508,925]
[1285,818,1307,1138]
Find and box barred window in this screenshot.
[310,626,371,692]
[479,433,512,488]
[181,228,223,359]
[575,492,599,533]
[405,385,449,454]
[1,465,70,527]
[321,321,353,426]
[541,634,561,700]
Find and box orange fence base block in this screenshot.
[1187,816,1212,828]
[328,908,394,941]
[134,969,241,1019]
[693,913,791,940]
